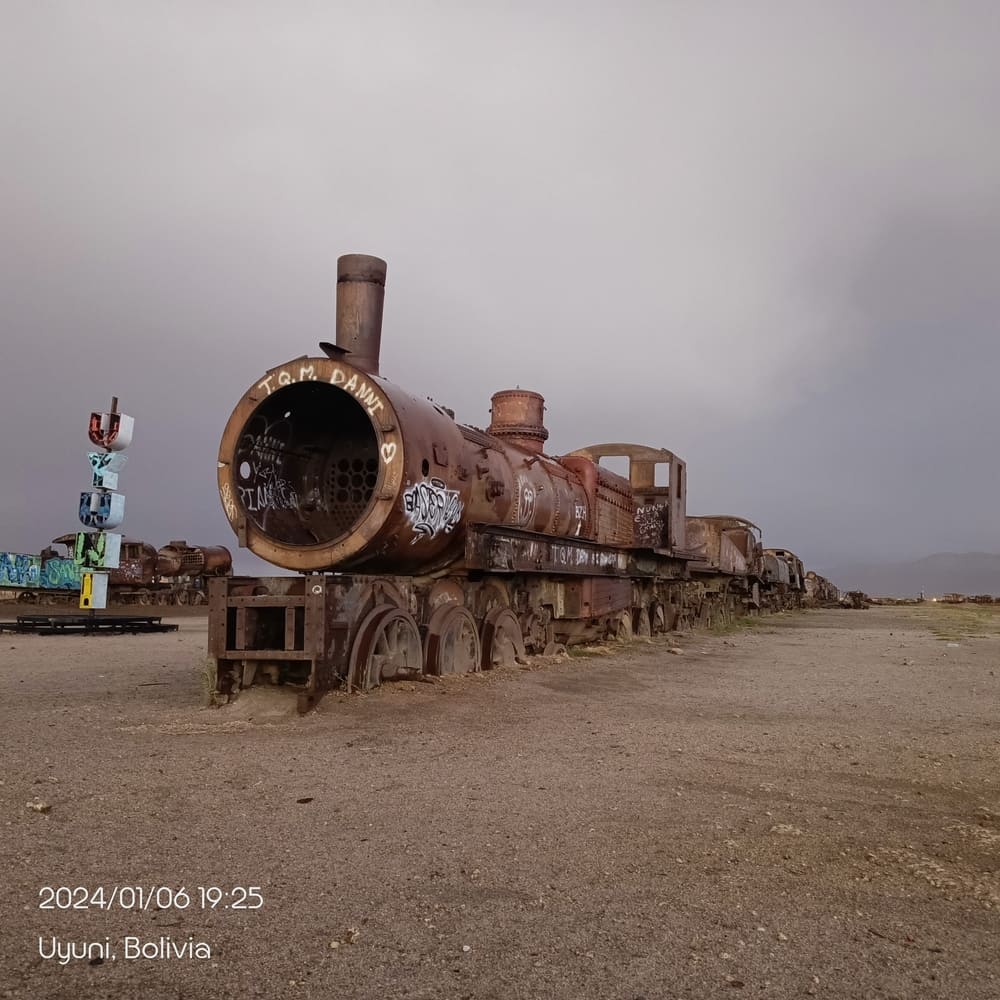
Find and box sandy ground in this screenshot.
[1,605,998,1000]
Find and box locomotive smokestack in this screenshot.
[335,253,387,376]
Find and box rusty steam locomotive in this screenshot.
[210,254,827,710]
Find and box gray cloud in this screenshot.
[2,1,998,574]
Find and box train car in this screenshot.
[804,570,840,606]
[208,254,830,711]
[3,537,232,606]
[685,515,765,618]
[760,547,806,610]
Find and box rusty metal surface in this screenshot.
[217,354,599,572]
[564,443,687,552]
[154,542,232,578]
[207,251,838,705]
[487,389,549,454]
[762,552,790,586]
[332,253,386,376]
[348,606,422,690]
[686,516,763,578]
[424,605,481,676]
[479,607,525,669]
[766,548,805,591]
[560,577,632,619]
[464,524,629,576]
[804,570,839,605]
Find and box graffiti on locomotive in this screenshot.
[231,363,401,523]
[255,364,388,424]
[515,476,535,527]
[403,478,464,542]
[235,413,299,515]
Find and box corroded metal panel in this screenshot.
[762,552,790,585]
[565,443,687,552]
[766,548,804,591]
[218,362,591,572]
[687,516,762,577]
[561,577,632,618]
[155,542,232,577]
[488,389,549,454]
[464,525,629,576]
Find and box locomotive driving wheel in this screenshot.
[349,605,422,691]
[424,606,481,676]
[480,607,526,670]
[632,604,652,638]
[612,612,633,642]
[648,601,667,635]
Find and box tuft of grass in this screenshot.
[917,603,1000,641]
[199,657,221,707]
[709,615,766,636]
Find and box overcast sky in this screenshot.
[2,1,997,577]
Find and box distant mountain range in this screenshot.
[821,552,1000,598]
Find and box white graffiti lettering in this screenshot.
[515,476,535,527]
[253,363,317,396]
[403,477,463,542]
[380,442,397,464]
[220,482,237,522]
[238,480,299,514]
[330,368,384,417]
[236,415,300,515]
[256,364,387,418]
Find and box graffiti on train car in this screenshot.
[39,559,82,590]
[0,553,42,588]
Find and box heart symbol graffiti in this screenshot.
[380,442,397,464]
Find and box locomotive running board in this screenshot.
[464,524,630,576]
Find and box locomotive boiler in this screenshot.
[209,254,811,710]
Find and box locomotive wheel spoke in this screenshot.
[613,613,632,642]
[425,606,481,676]
[634,606,652,638]
[349,606,422,691]
[480,608,526,670]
